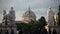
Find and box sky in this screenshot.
[0,0,60,23]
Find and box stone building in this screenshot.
[22,7,36,23]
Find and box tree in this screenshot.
[38,16,47,28]
[16,17,47,34]
[37,16,48,34]
[57,5,60,26]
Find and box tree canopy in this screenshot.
[38,16,47,28]
[16,16,47,33]
[57,5,60,26]
[16,16,47,34]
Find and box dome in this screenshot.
[22,7,36,23]
[23,8,36,17]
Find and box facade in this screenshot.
[22,7,36,23]
[1,7,17,34]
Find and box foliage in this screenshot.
[16,16,47,32]
[38,16,47,28]
[57,5,60,26]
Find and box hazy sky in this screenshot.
[0,0,60,22]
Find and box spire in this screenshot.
[28,6,31,11]
[27,7,31,15]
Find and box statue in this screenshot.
[2,7,17,34]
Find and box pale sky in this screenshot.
[0,0,60,23]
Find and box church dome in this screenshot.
[23,8,36,17]
[22,7,36,23]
